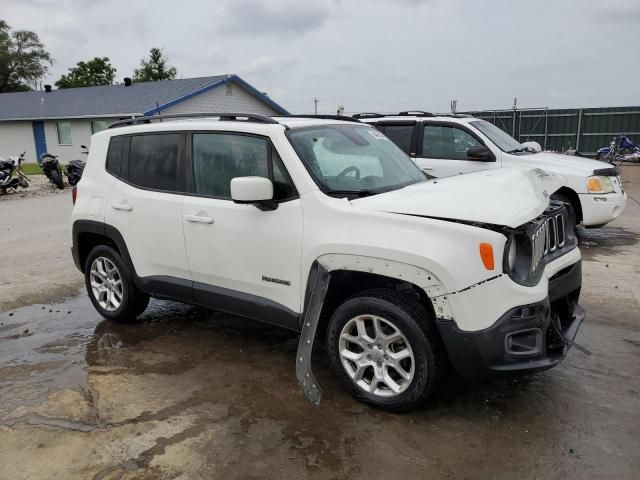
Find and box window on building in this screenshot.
[380,124,414,155]
[91,120,110,134]
[129,134,181,191]
[192,133,296,201]
[56,121,72,145]
[421,125,482,160]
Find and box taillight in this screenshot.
[72,186,77,205]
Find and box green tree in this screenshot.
[0,20,53,93]
[133,47,177,82]
[55,57,116,89]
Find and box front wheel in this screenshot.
[85,245,149,323]
[326,289,445,412]
[49,169,64,189]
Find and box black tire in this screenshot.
[84,245,149,323]
[18,176,29,188]
[49,169,64,189]
[326,288,445,412]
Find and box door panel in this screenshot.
[183,197,303,314]
[183,131,303,316]
[105,180,190,280]
[416,123,498,178]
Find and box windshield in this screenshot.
[287,124,426,197]
[471,120,529,153]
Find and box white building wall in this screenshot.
[43,118,119,162]
[162,82,279,115]
[0,121,38,163]
[0,118,119,164]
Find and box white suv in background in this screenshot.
[71,113,584,411]
[356,111,627,228]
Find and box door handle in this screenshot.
[111,202,133,212]
[421,167,433,171]
[185,214,214,224]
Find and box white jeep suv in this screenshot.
[71,113,584,411]
[356,111,627,228]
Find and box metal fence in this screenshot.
[463,106,640,157]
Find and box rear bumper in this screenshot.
[437,260,584,378]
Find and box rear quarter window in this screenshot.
[105,136,125,176]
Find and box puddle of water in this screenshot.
[1,295,639,479]
[579,226,639,259]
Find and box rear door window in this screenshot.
[128,134,182,191]
[379,124,415,155]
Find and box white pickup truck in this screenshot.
[356,112,627,228]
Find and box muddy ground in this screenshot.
[1,167,639,480]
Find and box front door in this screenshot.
[32,121,47,161]
[182,132,303,328]
[416,122,498,178]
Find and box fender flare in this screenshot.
[294,254,454,407]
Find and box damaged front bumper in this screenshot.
[436,260,584,378]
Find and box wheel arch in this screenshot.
[72,220,137,278]
[552,186,583,223]
[306,254,454,336]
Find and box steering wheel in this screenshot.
[337,166,361,179]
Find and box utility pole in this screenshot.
[512,97,517,136]
[450,99,457,114]
[314,98,319,115]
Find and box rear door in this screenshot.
[416,122,498,178]
[182,132,303,328]
[104,132,191,286]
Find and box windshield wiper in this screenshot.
[507,147,528,154]
[325,189,376,198]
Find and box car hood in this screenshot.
[512,151,613,175]
[352,167,567,228]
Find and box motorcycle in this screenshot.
[596,135,640,164]
[39,153,65,189]
[64,145,88,186]
[0,152,30,194]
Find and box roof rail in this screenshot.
[351,112,385,119]
[397,110,435,117]
[275,114,361,123]
[108,112,279,129]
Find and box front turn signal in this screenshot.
[479,243,495,270]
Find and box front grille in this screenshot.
[530,207,568,273]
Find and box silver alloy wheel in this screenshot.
[89,256,124,312]
[339,314,415,397]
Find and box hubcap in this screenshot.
[338,314,415,397]
[89,257,123,312]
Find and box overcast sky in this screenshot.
[2,0,639,113]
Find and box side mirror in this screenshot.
[230,176,277,211]
[467,145,495,162]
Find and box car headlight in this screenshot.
[586,175,614,194]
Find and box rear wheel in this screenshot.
[85,245,149,323]
[49,170,64,189]
[327,289,445,412]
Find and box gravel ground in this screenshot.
[0,173,69,201]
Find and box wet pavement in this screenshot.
[1,167,639,479]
